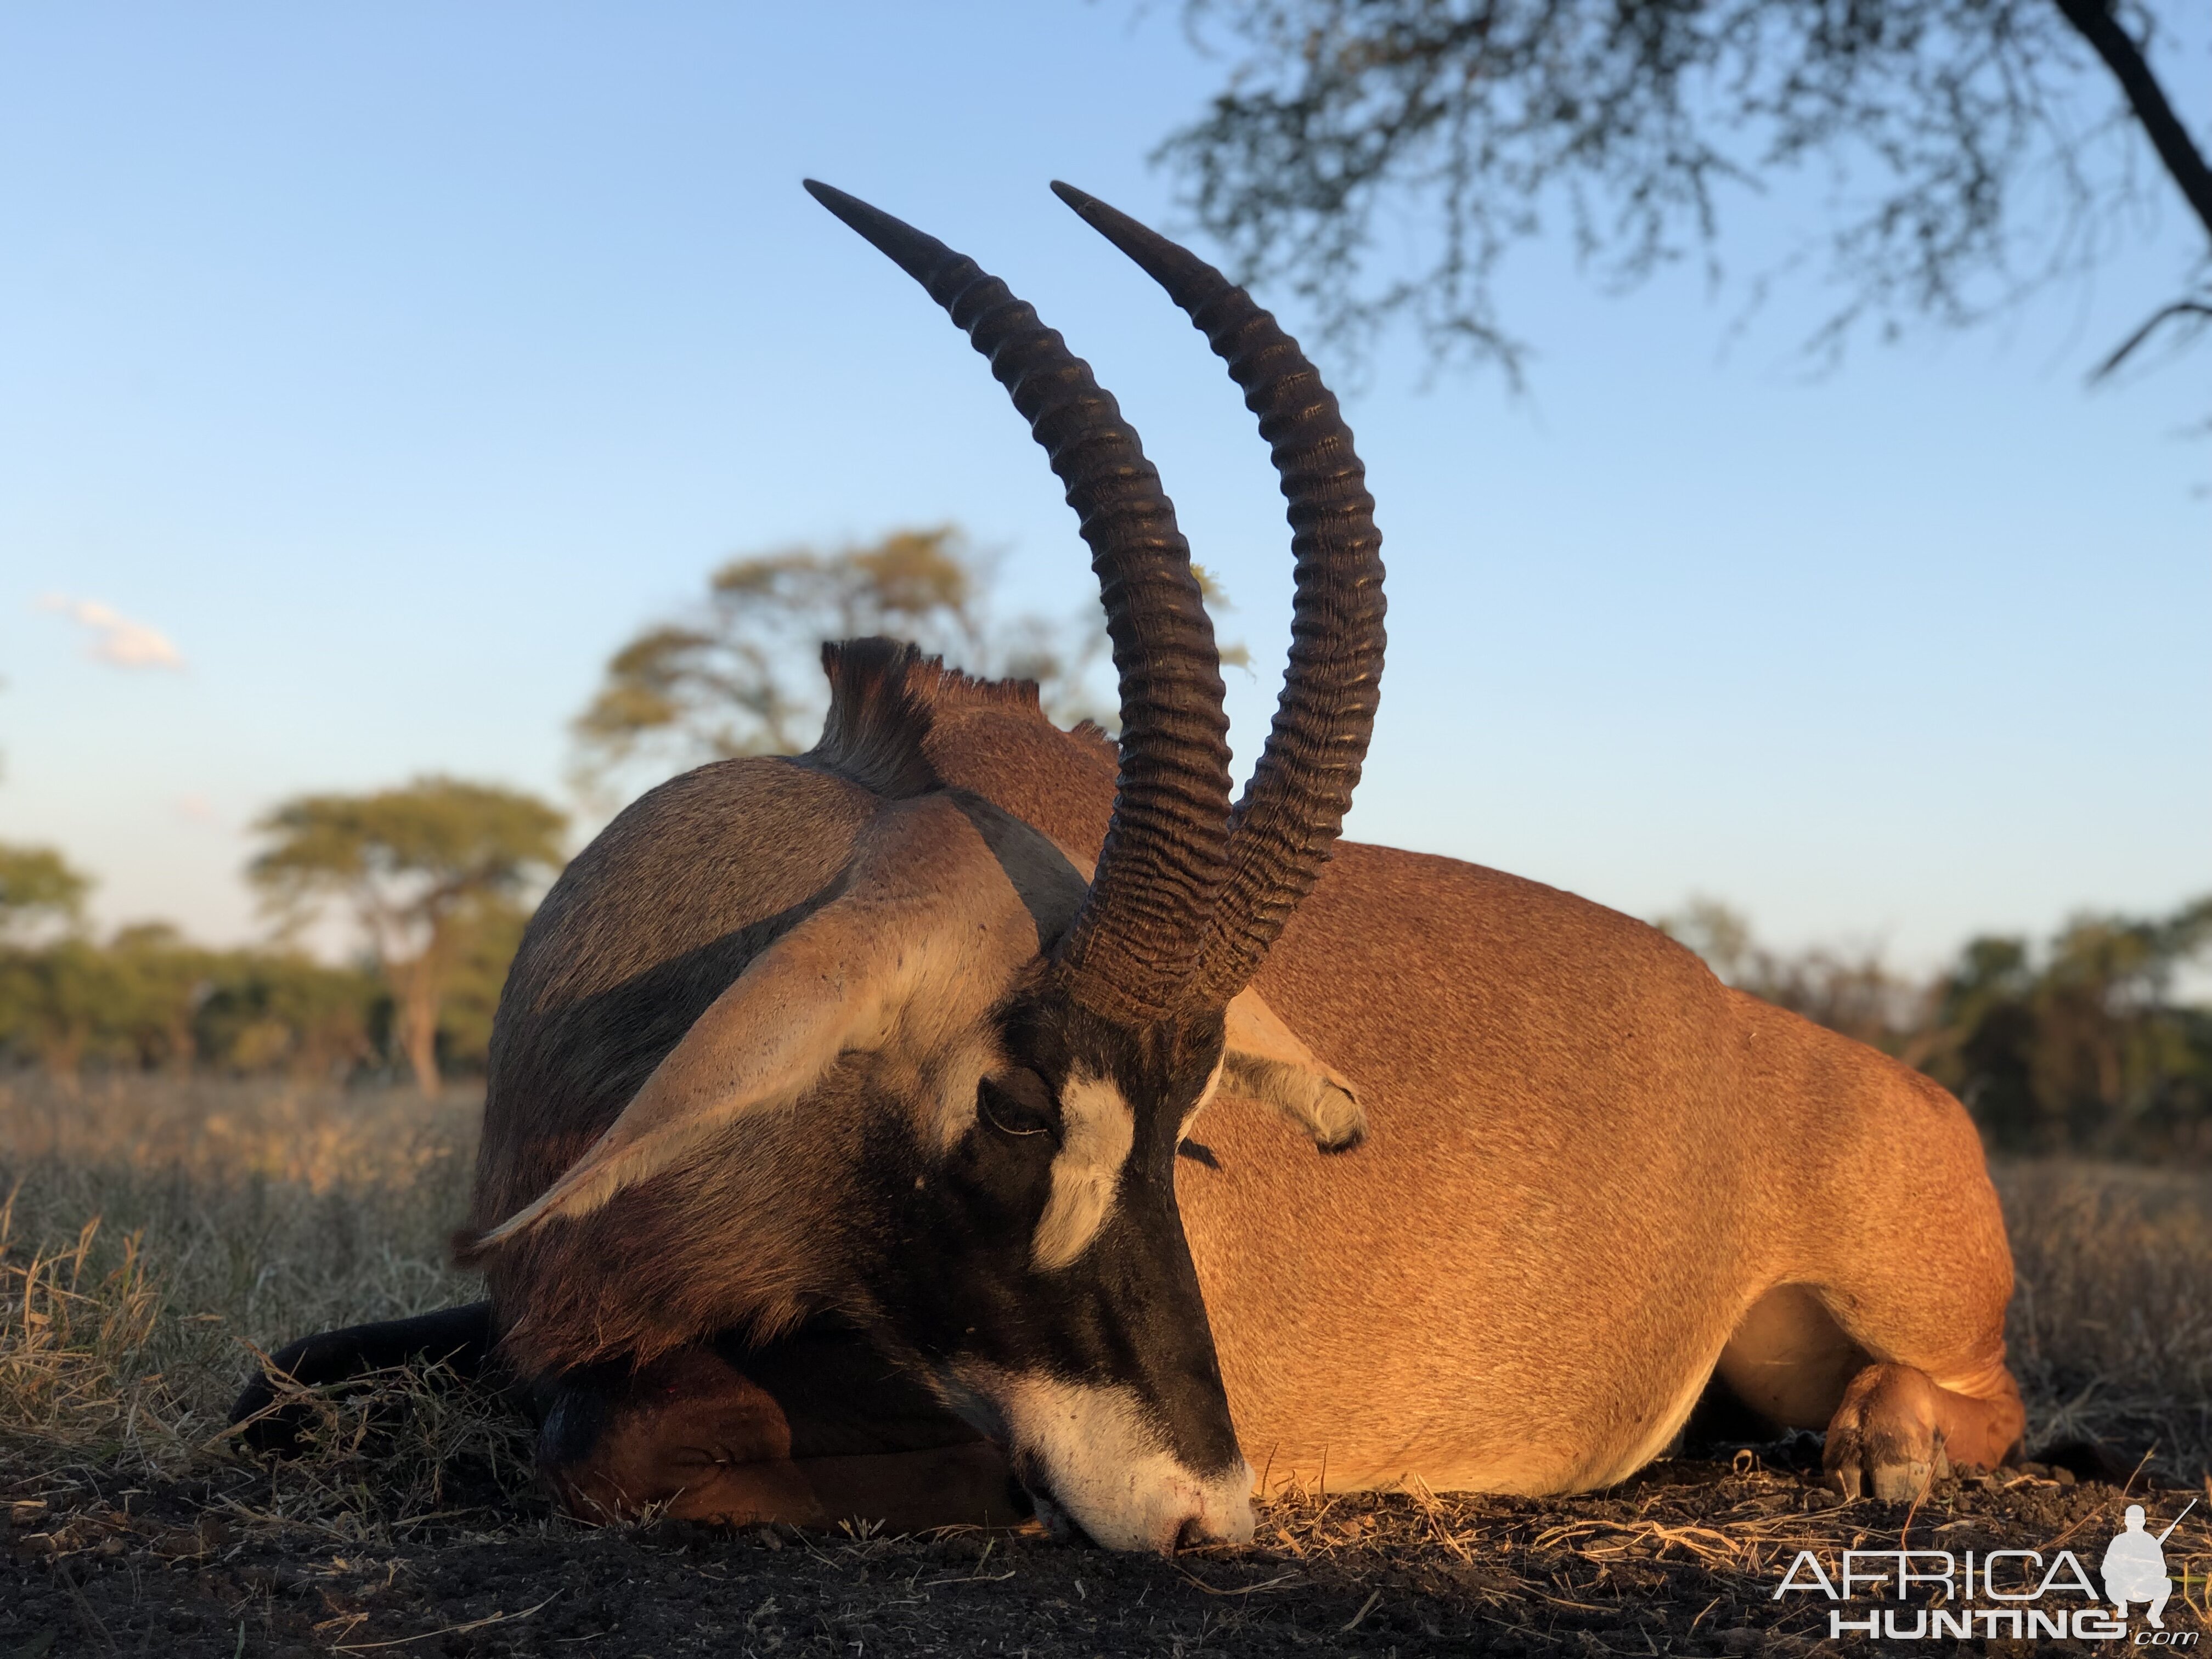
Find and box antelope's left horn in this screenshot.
[804,180,1234,1023]
[1051,183,1386,1009]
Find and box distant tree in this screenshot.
[248,778,567,1096]
[1923,899,2212,1158]
[0,939,130,1093]
[433,896,533,1075]
[1661,894,2212,1160]
[106,921,217,1075]
[0,845,102,1090]
[193,950,379,1080]
[0,843,91,941]
[572,526,1164,795]
[1159,0,2210,386]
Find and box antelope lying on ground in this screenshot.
[235,181,2024,1554]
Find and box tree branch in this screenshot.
[2047,0,2212,244]
[2091,295,2212,379]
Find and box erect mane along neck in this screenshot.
[807,637,1046,799]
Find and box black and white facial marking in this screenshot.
[852,991,1253,1552]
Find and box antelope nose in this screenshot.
[1160,1464,1256,1553]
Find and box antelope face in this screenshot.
[865,993,1251,1550]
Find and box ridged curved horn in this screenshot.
[1050,183,1386,1009]
[804,180,1233,1022]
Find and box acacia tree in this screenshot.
[571,527,1126,794]
[249,778,567,1096]
[0,842,91,940]
[1159,0,2210,385]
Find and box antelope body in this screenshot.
[236,182,2023,1553]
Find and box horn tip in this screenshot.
[1049,182,1189,285]
[801,177,884,236]
[800,179,952,285]
[802,177,859,216]
[1050,180,1121,234]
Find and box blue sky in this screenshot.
[3,3,2205,969]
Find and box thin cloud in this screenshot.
[38,594,187,670]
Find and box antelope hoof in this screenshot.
[1304,1082,1367,1154]
[1822,1362,1950,1503]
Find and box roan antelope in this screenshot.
[235,180,2025,1554]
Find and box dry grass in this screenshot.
[1995,1159,2212,1476]
[5,1075,2210,1654]
[2,1073,2209,1500]
[0,1072,517,1539]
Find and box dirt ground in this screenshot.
[7,1082,2211,1655]
[8,1442,2208,1657]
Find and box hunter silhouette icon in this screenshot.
[2103,1499,2194,1628]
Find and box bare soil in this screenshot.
[8,1444,2207,1657]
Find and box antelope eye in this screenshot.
[978,1069,1060,1142]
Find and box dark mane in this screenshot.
[806,637,1056,798]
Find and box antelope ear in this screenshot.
[1222,988,1367,1154]
[469,798,1041,1251]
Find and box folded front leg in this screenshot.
[534,1324,1029,1530]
